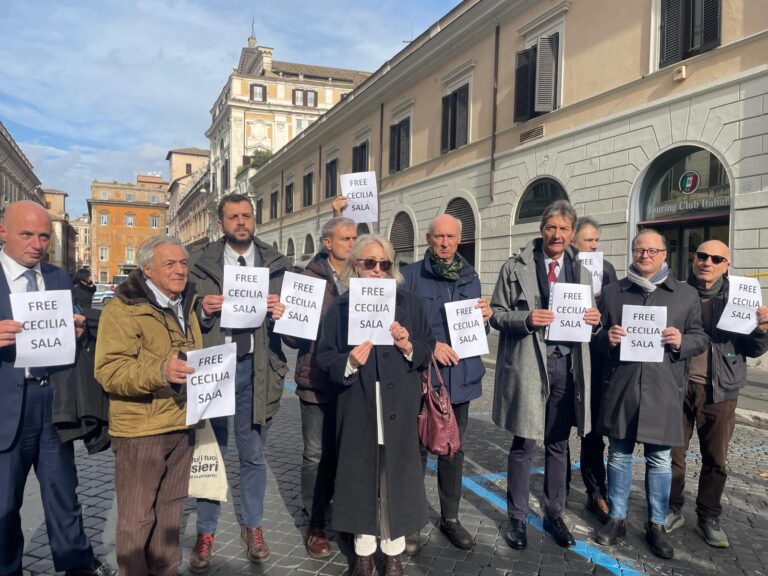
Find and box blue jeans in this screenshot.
[195,356,272,532]
[607,437,671,525]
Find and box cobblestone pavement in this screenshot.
[20,368,768,576]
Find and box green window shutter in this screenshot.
[659,0,684,68]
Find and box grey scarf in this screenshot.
[627,262,669,293]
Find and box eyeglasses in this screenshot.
[356,258,393,272]
[695,251,728,265]
[632,248,666,257]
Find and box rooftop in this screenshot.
[165,147,210,160]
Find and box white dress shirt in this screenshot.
[146,279,185,331]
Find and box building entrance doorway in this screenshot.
[638,146,730,280]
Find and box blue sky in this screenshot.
[0,0,459,216]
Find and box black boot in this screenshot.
[504,518,527,550]
[645,522,674,559]
[595,518,626,546]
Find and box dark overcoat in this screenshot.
[401,255,485,404]
[597,277,708,446]
[316,288,435,537]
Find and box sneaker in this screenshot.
[189,533,215,573]
[665,505,685,533]
[696,516,730,548]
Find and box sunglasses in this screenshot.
[695,252,728,265]
[356,258,393,272]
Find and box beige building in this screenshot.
[71,214,90,270]
[206,36,370,200]
[42,189,76,273]
[248,0,768,295]
[0,121,45,218]
[166,147,211,247]
[87,174,168,284]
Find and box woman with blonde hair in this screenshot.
[317,234,434,576]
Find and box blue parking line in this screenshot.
[426,458,643,576]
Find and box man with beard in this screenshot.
[666,240,768,547]
[187,194,289,572]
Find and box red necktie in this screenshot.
[547,261,558,284]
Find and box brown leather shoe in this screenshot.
[352,554,375,576]
[383,554,404,575]
[587,495,610,523]
[189,533,215,573]
[305,526,332,558]
[241,526,271,562]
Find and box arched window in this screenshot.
[516,178,568,223]
[445,197,476,266]
[390,212,414,266]
[272,241,278,250]
[303,234,315,258]
[286,238,295,265]
[357,223,370,235]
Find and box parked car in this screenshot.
[92,284,115,305]
[110,274,129,291]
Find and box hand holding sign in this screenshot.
[340,171,378,224]
[186,343,237,425]
[10,290,76,368]
[165,352,194,385]
[716,275,763,334]
[0,319,22,348]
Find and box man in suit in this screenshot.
[0,200,114,576]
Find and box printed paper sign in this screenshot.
[340,171,378,224]
[445,299,489,358]
[546,283,593,343]
[273,271,326,340]
[186,343,237,425]
[11,290,76,368]
[620,305,667,363]
[578,252,604,295]
[220,265,269,329]
[716,275,763,334]
[347,277,396,345]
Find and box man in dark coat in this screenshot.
[594,229,708,559]
[0,200,114,576]
[570,216,618,523]
[401,214,491,552]
[491,201,600,550]
[283,216,358,558]
[666,240,768,547]
[187,194,289,571]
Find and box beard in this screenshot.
[223,230,254,249]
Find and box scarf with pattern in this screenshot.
[426,247,463,281]
[626,261,669,293]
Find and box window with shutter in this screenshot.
[325,159,338,198]
[535,34,558,113]
[659,0,720,68]
[270,192,278,219]
[303,234,314,256]
[514,48,535,123]
[516,178,569,223]
[445,197,476,266]
[286,239,295,264]
[303,172,313,207]
[515,29,560,122]
[389,125,398,174]
[390,211,414,265]
[352,141,369,172]
[441,84,470,154]
[285,183,294,214]
[398,117,410,171]
[357,223,370,235]
[256,198,263,225]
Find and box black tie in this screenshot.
[232,255,251,357]
[24,270,47,380]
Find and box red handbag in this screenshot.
[418,356,461,460]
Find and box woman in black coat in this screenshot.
[73,268,96,310]
[316,234,434,576]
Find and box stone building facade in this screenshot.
[166,147,210,246]
[0,121,45,217]
[42,188,76,273]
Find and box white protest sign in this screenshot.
[546,283,593,343]
[186,343,237,425]
[273,271,326,340]
[220,265,269,329]
[445,299,489,359]
[577,251,604,295]
[716,275,763,335]
[620,305,667,363]
[347,277,396,345]
[340,171,378,224]
[10,290,76,368]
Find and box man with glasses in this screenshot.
[187,194,289,571]
[594,230,707,559]
[282,216,358,558]
[491,201,600,550]
[666,240,768,547]
[95,235,201,575]
[401,214,492,553]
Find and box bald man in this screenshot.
[666,240,768,548]
[0,201,114,576]
[401,214,492,553]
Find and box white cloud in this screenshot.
[0,0,459,215]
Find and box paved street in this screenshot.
[19,360,768,575]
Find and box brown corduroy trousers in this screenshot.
[112,430,194,576]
